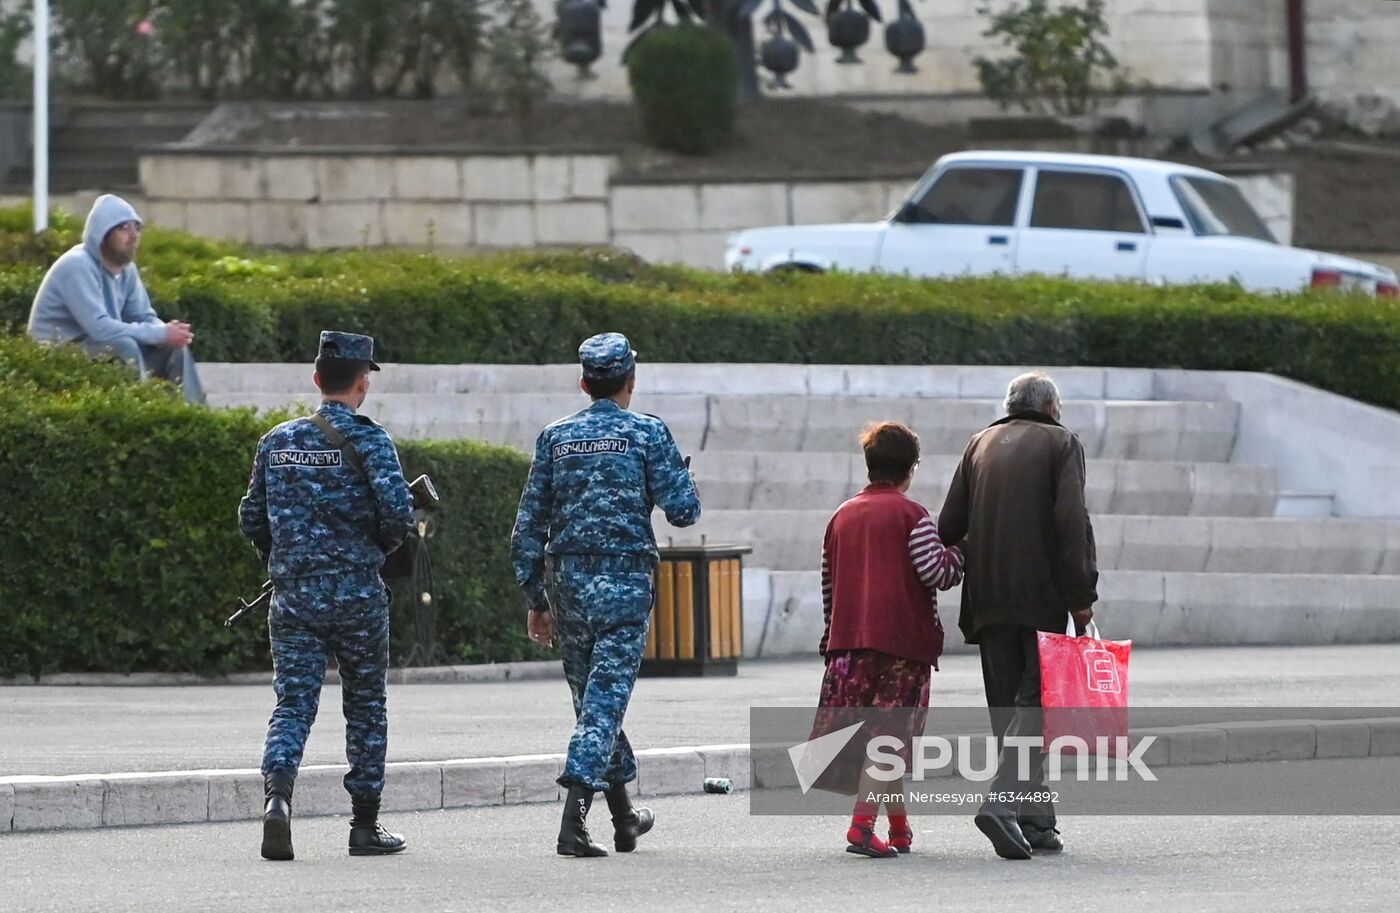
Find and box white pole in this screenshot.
[32,0,49,233]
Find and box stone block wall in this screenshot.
[139,152,615,250]
[135,149,1295,269]
[611,178,916,268]
[1306,0,1400,132]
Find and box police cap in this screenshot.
[318,330,381,371]
[578,332,636,380]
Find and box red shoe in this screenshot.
[888,825,914,854]
[846,822,900,858]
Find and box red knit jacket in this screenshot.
[819,484,964,668]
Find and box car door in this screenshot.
[877,165,1026,278]
[1015,168,1151,281]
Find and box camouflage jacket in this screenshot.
[239,401,415,580]
[510,399,701,610]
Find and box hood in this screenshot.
[82,194,142,263]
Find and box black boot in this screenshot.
[557,785,608,857]
[1021,823,1064,854]
[348,797,407,856]
[260,770,295,862]
[604,784,654,853]
[974,800,1033,860]
[604,783,654,853]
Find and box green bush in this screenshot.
[626,23,739,154]
[0,335,534,678]
[3,205,1400,412]
[0,6,29,99]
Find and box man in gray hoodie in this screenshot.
[26,193,205,404]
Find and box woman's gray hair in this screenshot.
[1003,371,1060,416]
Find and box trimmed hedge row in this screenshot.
[0,336,534,678]
[4,205,1399,412]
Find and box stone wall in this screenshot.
[139,150,1295,266]
[610,178,916,268]
[137,152,615,250]
[1227,169,1294,247]
[543,0,1221,102]
[138,149,917,267]
[1306,0,1400,134]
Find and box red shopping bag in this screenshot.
[1037,621,1132,757]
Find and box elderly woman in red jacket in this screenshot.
[813,420,964,858]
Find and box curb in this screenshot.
[0,744,750,834]
[4,717,1398,834]
[0,660,563,688]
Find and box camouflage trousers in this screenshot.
[262,568,391,801]
[547,555,655,792]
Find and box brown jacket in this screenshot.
[937,411,1098,644]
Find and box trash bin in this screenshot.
[641,544,752,677]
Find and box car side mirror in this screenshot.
[893,201,923,224]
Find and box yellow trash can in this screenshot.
[642,544,752,677]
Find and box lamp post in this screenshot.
[32,0,48,233]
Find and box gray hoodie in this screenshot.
[26,194,167,347]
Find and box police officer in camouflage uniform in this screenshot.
[238,331,416,862]
[511,332,701,858]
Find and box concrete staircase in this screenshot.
[202,363,1400,655]
[2,102,211,193]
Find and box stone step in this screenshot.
[54,124,196,149]
[5,165,138,193]
[63,102,213,130]
[207,391,1239,462]
[684,451,1275,516]
[669,511,1400,575]
[742,569,1400,656]
[200,363,1168,399]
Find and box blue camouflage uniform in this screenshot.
[511,332,701,792]
[238,331,415,802]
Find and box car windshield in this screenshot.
[1170,175,1276,243]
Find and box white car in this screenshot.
[725,151,1398,296]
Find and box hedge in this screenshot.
[627,24,740,154]
[0,335,534,678]
[4,204,1399,412]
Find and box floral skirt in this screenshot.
[806,649,931,795]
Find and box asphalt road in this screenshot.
[4,759,1400,913]
[5,647,1400,777]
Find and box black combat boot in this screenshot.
[1021,822,1064,854]
[604,783,654,853]
[557,785,608,857]
[347,797,407,856]
[260,769,296,861]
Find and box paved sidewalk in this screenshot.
[5,646,1400,778]
[6,772,1400,913]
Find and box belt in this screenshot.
[547,554,656,574]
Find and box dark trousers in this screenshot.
[978,623,1056,830]
[82,337,206,404]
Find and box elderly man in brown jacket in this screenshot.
[939,371,1098,860]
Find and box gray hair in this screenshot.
[1003,371,1060,416]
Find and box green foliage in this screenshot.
[0,4,30,99]
[393,438,536,664]
[974,0,1120,117]
[626,23,739,155]
[3,205,1400,415]
[52,0,163,99]
[46,0,490,101]
[483,0,554,120]
[0,335,533,677]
